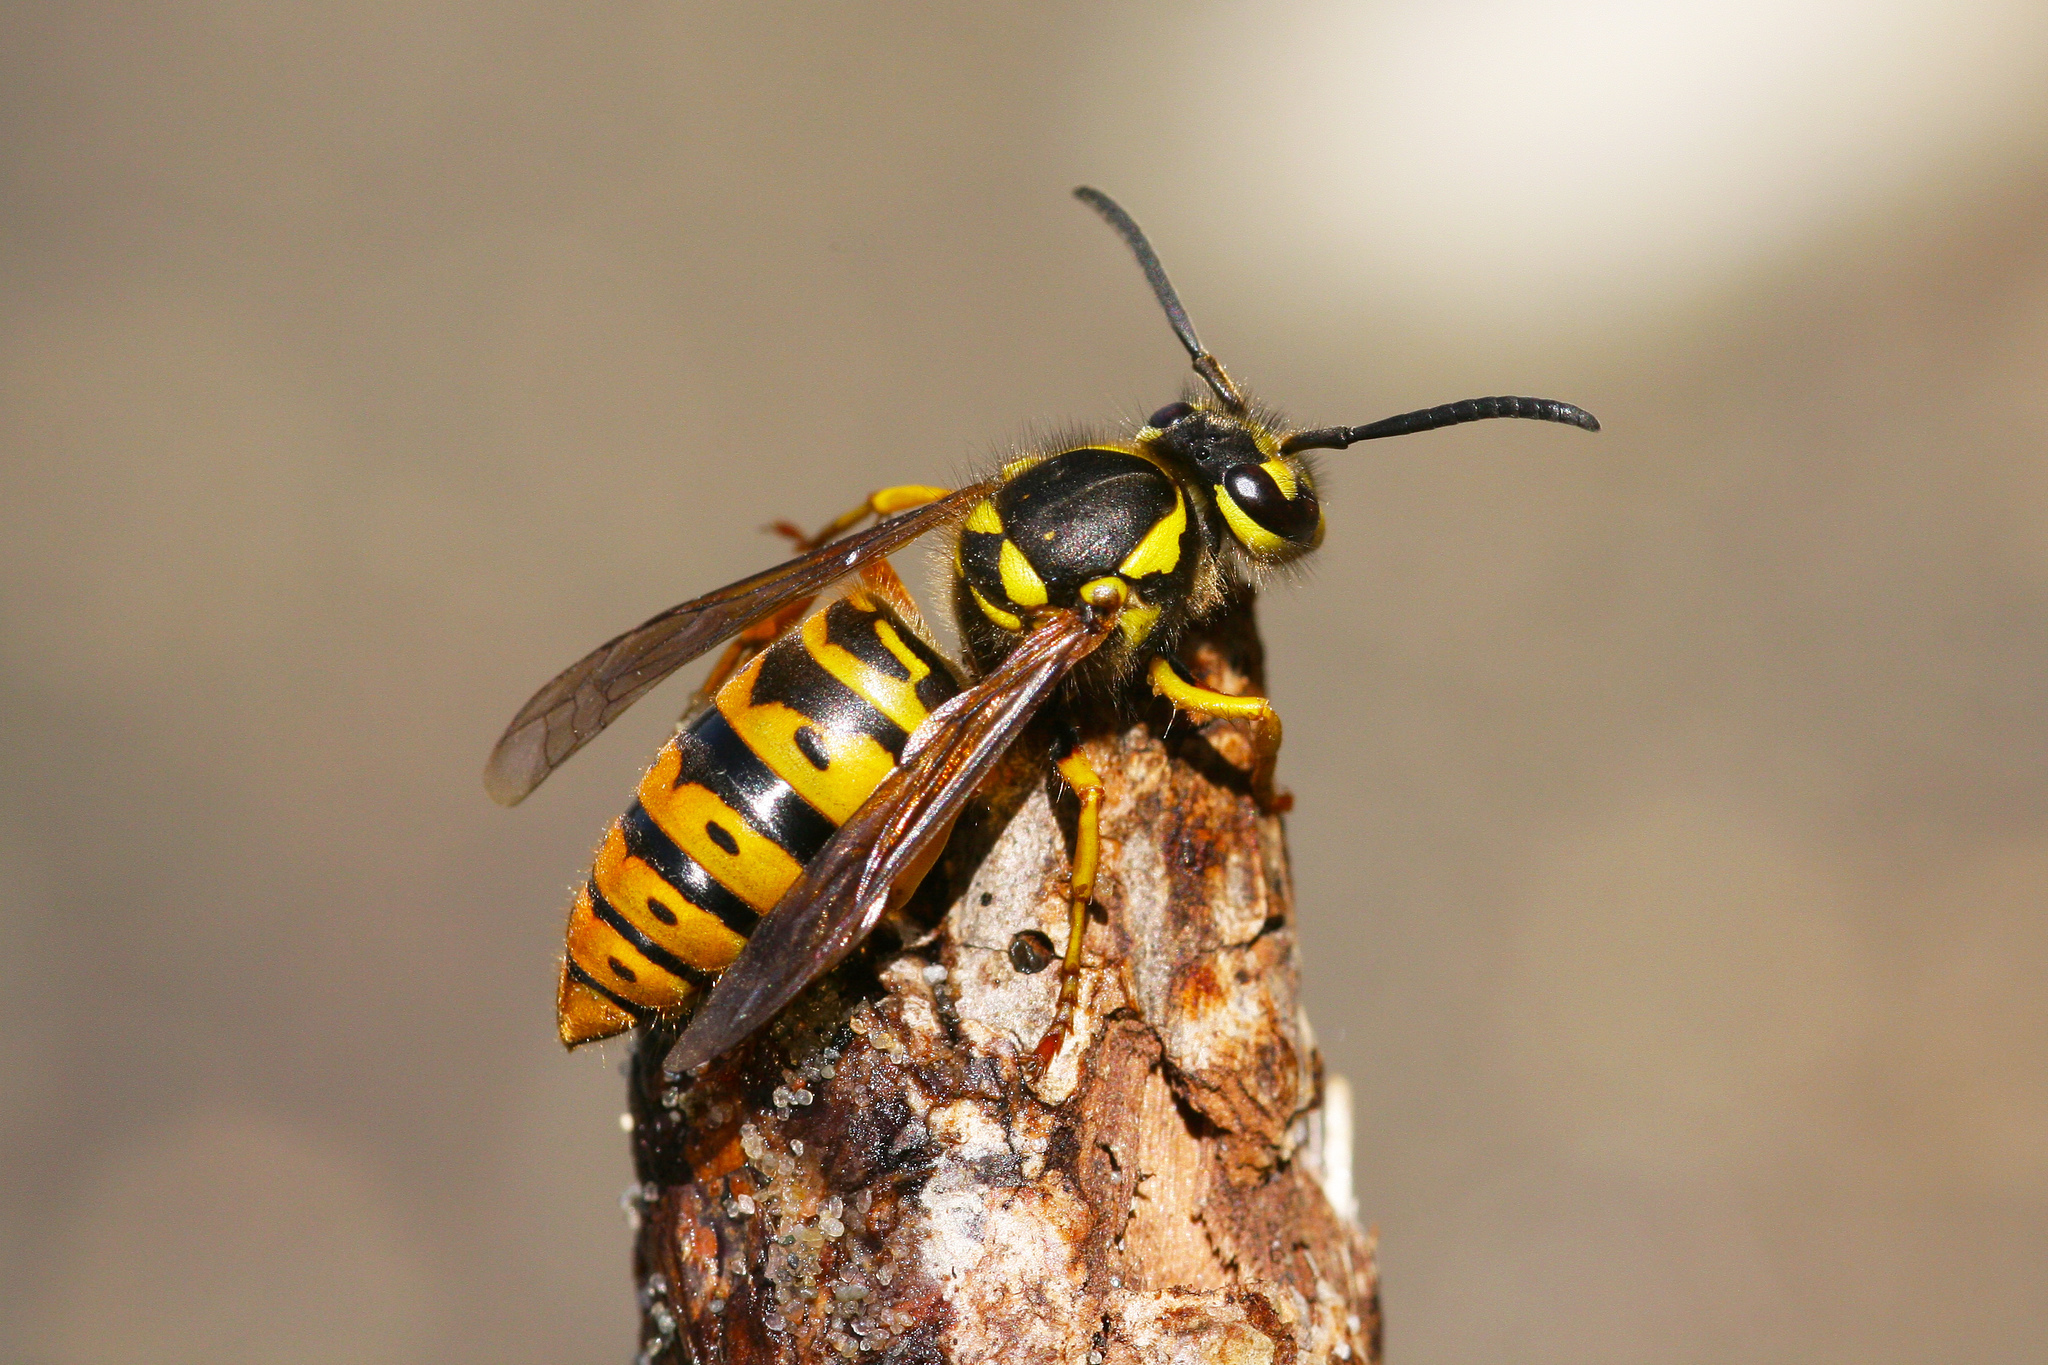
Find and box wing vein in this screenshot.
[483,482,993,805]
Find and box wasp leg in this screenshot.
[1146,655,1290,813]
[678,485,954,723]
[1032,741,1105,1076]
[805,483,954,548]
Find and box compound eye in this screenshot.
[1147,401,1195,429]
[1221,463,1321,546]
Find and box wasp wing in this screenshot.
[662,607,1118,1076]
[484,483,993,806]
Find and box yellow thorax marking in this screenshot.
[969,583,1023,632]
[1118,601,1162,645]
[1117,482,1186,580]
[803,608,935,734]
[998,539,1048,607]
[964,499,1004,535]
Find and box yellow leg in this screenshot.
[682,486,951,719]
[1147,655,1288,813]
[1032,745,1105,1075]
[804,483,952,547]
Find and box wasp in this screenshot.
[485,188,1598,1077]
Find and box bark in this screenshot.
[622,593,1380,1364]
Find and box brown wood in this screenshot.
[621,593,1380,1364]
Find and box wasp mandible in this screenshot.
[485,188,1599,1077]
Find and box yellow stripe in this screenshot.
[556,958,641,1046]
[635,743,805,912]
[1118,602,1162,645]
[563,885,680,1011]
[969,583,1022,631]
[1117,483,1186,579]
[1261,458,1299,497]
[591,821,748,971]
[718,653,896,824]
[997,539,1048,607]
[802,609,936,734]
[1214,484,1290,556]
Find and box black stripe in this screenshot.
[914,658,958,713]
[958,529,1007,602]
[822,599,914,680]
[749,628,913,758]
[679,711,841,863]
[621,803,762,937]
[587,880,717,989]
[564,956,656,1021]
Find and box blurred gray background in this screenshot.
[4,2,2045,1361]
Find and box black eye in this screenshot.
[1147,401,1195,429]
[1222,464,1321,544]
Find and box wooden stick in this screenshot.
[620,591,1380,1364]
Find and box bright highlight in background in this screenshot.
[1089,0,2048,326]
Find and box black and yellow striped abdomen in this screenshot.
[556,589,961,1045]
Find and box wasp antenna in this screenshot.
[1281,396,1600,452]
[1073,186,1246,412]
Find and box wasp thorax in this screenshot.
[958,446,1198,651]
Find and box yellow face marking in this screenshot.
[964,499,1004,535]
[1117,483,1186,580]
[802,609,935,735]
[1118,601,1162,645]
[592,822,748,971]
[1214,485,1292,557]
[637,743,805,912]
[969,583,1023,632]
[1261,459,1298,497]
[997,539,1048,607]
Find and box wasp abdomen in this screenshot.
[556,590,960,1046]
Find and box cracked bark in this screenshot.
[623,591,1380,1364]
